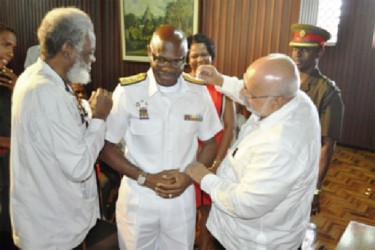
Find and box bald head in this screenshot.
[244,53,300,98]
[149,25,187,55]
[148,25,188,86]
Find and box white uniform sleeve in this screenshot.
[197,87,223,141]
[105,84,129,144]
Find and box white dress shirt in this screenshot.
[11,59,105,249]
[201,76,321,249]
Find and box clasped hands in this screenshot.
[146,163,213,199]
[148,169,191,199]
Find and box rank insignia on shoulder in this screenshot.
[119,73,147,86]
[182,73,206,85]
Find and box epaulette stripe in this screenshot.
[183,73,206,85]
[119,73,147,86]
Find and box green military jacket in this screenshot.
[301,69,344,140]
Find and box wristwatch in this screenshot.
[137,171,148,186]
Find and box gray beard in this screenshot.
[67,59,91,85]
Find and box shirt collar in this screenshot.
[38,58,71,93]
[146,69,187,96]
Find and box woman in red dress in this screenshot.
[187,34,235,250]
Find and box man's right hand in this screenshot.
[0,67,18,90]
[89,88,113,120]
[196,65,224,87]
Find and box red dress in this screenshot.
[195,84,224,207]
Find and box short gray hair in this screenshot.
[38,7,94,59]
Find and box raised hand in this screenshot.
[196,65,224,87]
[89,87,113,120]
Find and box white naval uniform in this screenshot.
[105,69,222,250]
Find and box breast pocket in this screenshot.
[129,119,163,154]
[130,119,163,135]
[227,150,250,181]
[176,120,199,134]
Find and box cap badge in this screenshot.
[299,30,306,38]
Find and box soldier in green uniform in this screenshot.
[289,24,344,214]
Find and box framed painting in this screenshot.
[119,0,199,62]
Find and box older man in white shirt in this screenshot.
[11,7,112,249]
[186,53,321,249]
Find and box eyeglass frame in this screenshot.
[240,86,281,100]
[151,53,186,67]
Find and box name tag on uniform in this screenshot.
[184,114,203,121]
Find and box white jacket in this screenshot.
[10,59,104,249]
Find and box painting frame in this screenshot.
[119,0,199,62]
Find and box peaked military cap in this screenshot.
[289,24,331,47]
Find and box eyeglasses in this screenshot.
[247,95,281,99]
[151,54,186,67]
[241,87,280,100]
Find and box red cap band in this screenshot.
[292,32,326,45]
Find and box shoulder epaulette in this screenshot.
[119,73,147,86]
[183,73,206,85]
